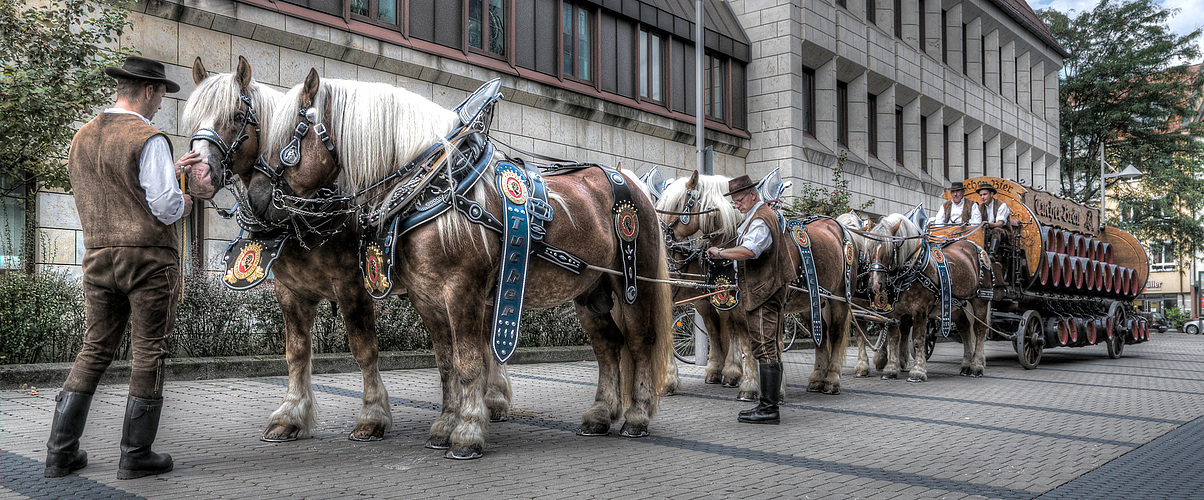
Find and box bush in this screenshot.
[0,271,85,364]
[0,268,591,364]
[1167,306,1187,331]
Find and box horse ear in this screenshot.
[235,56,253,90]
[301,68,321,109]
[192,57,208,85]
[891,220,903,234]
[687,170,699,189]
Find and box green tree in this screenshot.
[783,151,875,218]
[0,0,129,271]
[1038,0,1204,260]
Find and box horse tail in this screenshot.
[645,235,674,416]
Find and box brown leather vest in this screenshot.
[68,113,178,250]
[736,204,794,311]
[941,199,972,224]
[980,199,1001,223]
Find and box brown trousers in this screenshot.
[748,288,786,364]
[63,246,180,400]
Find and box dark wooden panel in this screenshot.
[731,62,745,130]
[601,13,619,93]
[515,0,536,70]
[615,20,635,98]
[408,0,434,42]
[434,0,463,50]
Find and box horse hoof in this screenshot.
[971,371,984,378]
[823,388,840,395]
[348,429,384,442]
[489,412,510,423]
[723,381,739,388]
[662,388,677,397]
[425,436,450,450]
[445,445,483,460]
[704,375,722,384]
[881,374,898,380]
[575,422,611,437]
[906,377,926,383]
[854,372,869,378]
[736,392,757,402]
[619,423,649,438]
[261,425,300,443]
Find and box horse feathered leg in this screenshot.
[735,322,760,402]
[573,299,624,436]
[697,308,725,385]
[820,304,851,394]
[880,318,903,380]
[414,293,466,451]
[613,253,672,439]
[263,287,318,442]
[485,355,513,421]
[908,316,930,382]
[339,289,392,441]
[721,318,744,388]
[854,324,873,377]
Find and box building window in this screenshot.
[895,106,904,166]
[351,0,399,26]
[867,0,876,25]
[918,0,926,50]
[943,124,950,180]
[1151,241,1175,272]
[962,23,968,75]
[705,53,726,120]
[963,132,970,179]
[562,2,592,81]
[920,115,928,173]
[802,67,816,136]
[941,9,948,64]
[639,29,664,102]
[0,178,23,270]
[468,0,506,56]
[868,93,878,158]
[837,82,849,147]
[894,0,902,40]
[981,35,987,83]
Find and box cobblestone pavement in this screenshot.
[4,332,1204,499]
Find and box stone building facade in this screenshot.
[17,0,1064,275]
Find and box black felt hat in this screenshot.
[949,181,965,192]
[104,56,180,93]
[976,182,998,195]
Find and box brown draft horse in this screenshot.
[242,69,673,459]
[863,215,993,381]
[657,172,853,396]
[182,58,513,443]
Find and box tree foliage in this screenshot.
[782,151,875,218]
[1037,0,1204,261]
[0,0,129,196]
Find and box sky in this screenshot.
[1031,0,1204,63]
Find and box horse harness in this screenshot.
[875,237,993,338]
[787,215,857,346]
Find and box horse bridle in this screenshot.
[191,92,259,188]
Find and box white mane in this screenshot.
[180,72,283,157]
[656,174,744,242]
[267,78,461,194]
[870,213,924,268]
[835,212,867,250]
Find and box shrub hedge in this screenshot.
[0,271,588,365]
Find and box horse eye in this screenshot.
[230,112,245,124]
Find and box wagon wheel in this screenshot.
[782,313,799,352]
[923,319,937,361]
[1016,310,1043,369]
[1106,302,1125,359]
[672,309,699,363]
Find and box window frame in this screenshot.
[466,0,509,60]
[867,92,878,158]
[639,27,666,104]
[561,1,595,84]
[704,52,728,122]
[895,105,904,167]
[837,81,849,147]
[802,67,817,136]
[349,0,403,30]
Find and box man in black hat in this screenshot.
[977,182,1012,252]
[705,175,794,424]
[934,181,981,226]
[44,55,213,480]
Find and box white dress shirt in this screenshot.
[104,108,185,225]
[982,199,1011,224]
[937,199,982,224]
[735,201,773,258]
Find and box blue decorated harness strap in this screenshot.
[787,219,823,347]
[929,241,953,338]
[492,162,533,364]
[604,168,640,304]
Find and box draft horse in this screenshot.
[243,69,674,459]
[863,215,993,381]
[657,172,854,396]
[182,57,513,443]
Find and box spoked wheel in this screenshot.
[782,313,799,352]
[1106,301,1125,359]
[672,309,699,363]
[925,335,936,361]
[1016,310,1044,369]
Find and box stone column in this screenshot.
[984,131,1001,178]
[967,125,984,177]
[965,17,982,85]
[1016,50,1031,113]
[984,29,1000,93]
[1001,40,1015,102]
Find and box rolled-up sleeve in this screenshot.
[139,135,185,225]
[739,219,772,258]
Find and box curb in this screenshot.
[0,346,596,390]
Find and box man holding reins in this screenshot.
[706,175,795,425]
[934,181,982,226]
[44,56,213,480]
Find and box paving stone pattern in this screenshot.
[4,333,1204,499]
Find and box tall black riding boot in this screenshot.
[738,362,781,425]
[44,391,93,478]
[117,396,173,479]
